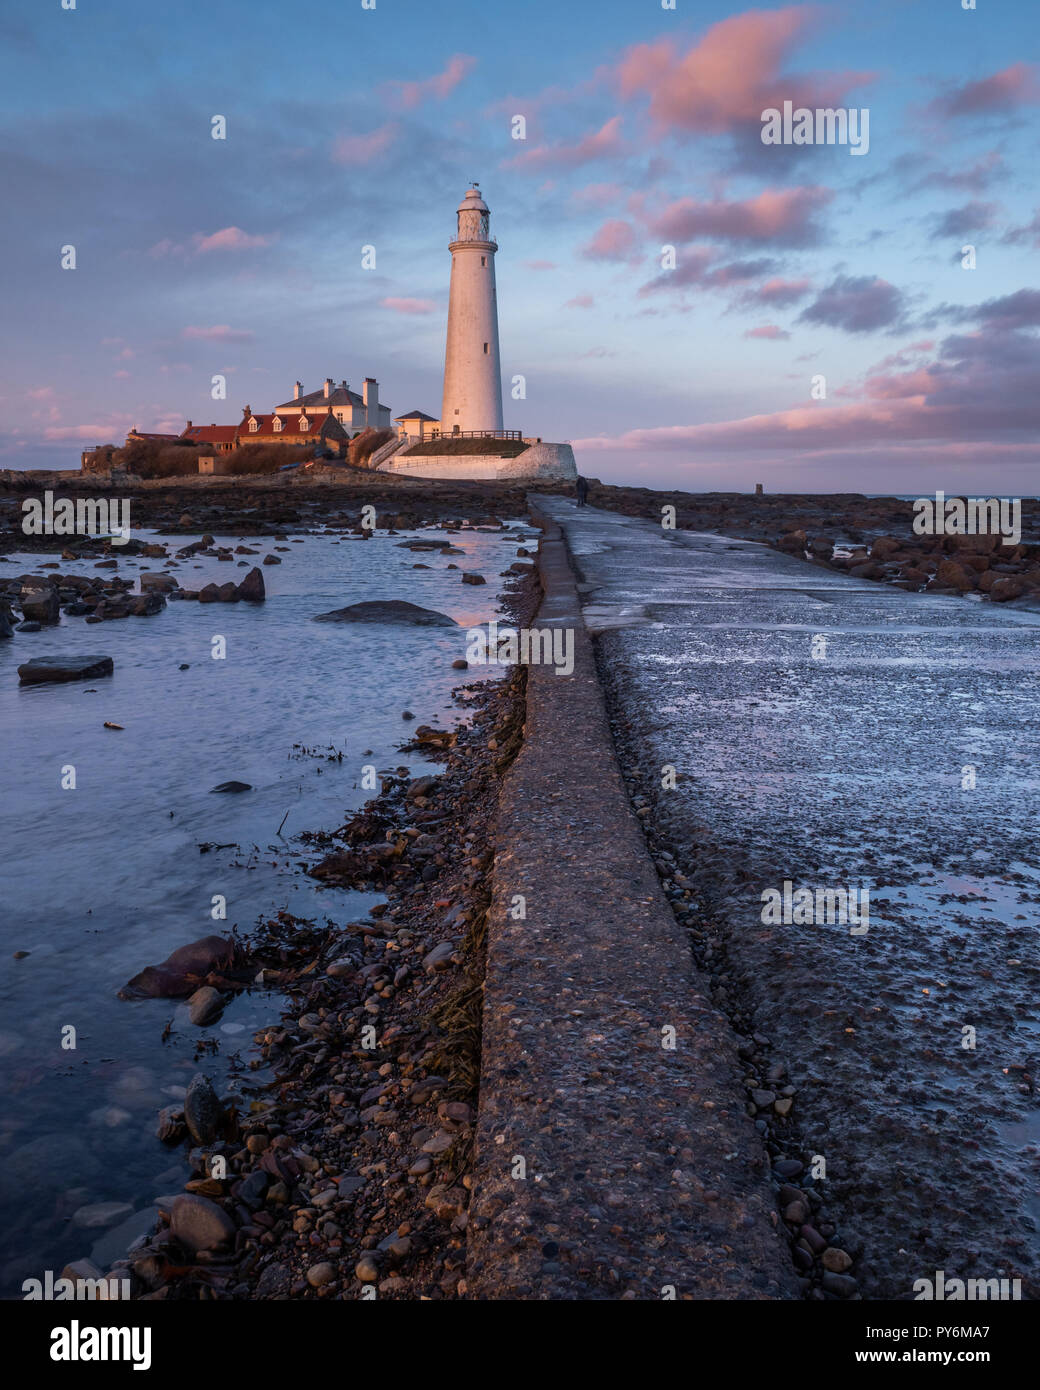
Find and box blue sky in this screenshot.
[2,0,1038,491]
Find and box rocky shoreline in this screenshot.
[54,564,539,1302]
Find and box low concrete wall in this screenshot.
[381,441,577,481]
[465,499,798,1299]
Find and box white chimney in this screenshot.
[324,377,333,399]
[363,377,379,428]
[293,381,302,400]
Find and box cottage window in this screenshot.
[249,418,258,432]
[300,416,310,431]
[273,416,283,432]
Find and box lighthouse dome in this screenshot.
[457,186,489,214]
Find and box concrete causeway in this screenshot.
[465,504,799,1300]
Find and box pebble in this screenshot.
[306,1262,335,1288]
[355,1255,380,1282]
[822,1247,853,1273]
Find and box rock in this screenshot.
[18,655,114,685]
[216,581,239,602]
[187,986,225,1027]
[178,513,194,527]
[849,561,883,580]
[183,1073,224,1144]
[120,935,235,999]
[197,583,221,603]
[774,1159,804,1179]
[156,1106,186,1144]
[17,621,42,632]
[211,780,251,794]
[990,575,1025,602]
[406,774,440,800]
[0,603,13,639]
[936,558,976,591]
[262,554,281,565]
[355,1255,379,1283]
[60,1259,121,1297]
[461,572,486,585]
[312,600,458,627]
[170,1193,235,1254]
[821,1247,853,1273]
[236,567,265,602]
[71,1201,135,1229]
[19,585,59,623]
[821,1271,858,1297]
[326,958,356,979]
[307,1262,336,1288]
[130,592,165,616]
[452,659,468,669]
[140,573,178,592]
[422,940,457,973]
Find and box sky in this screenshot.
[1,0,1038,493]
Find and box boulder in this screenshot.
[18,655,114,685]
[211,780,251,794]
[461,572,486,585]
[990,575,1025,602]
[170,1194,234,1254]
[197,583,221,604]
[216,582,239,602]
[183,1073,224,1145]
[19,585,59,623]
[236,567,265,602]
[119,935,235,999]
[139,573,178,592]
[187,985,225,1026]
[312,600,457,627]
[936,558,976,591]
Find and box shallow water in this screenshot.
[0,521,530,1295]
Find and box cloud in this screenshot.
[574,306,1040,469]
[147,226,273,258]
[639,250,778,296]
[522,259,557,271]
[742,275,811,306]
[1003,210,1040,248]
[581,219,639,261]
[506,116,625,171]
[646,186,832,246]
[931,200,999,239]
[565,294,595,309]
[181,324,254,342]
[381,297,437,314]
[798,274,906,333]
[386,55,476,110]
[193,226,273,253]
[616,6,873,135]
[332,123,399,166]
[745,324,791,340]
[930,63,1040,119]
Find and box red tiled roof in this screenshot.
[181,425,239,443]
[242,412,339,436]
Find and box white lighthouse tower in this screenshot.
[440,185,504,436]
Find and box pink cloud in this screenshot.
[571,182,625,208]
[182,324,254,342]
[616,6,874,135]
[506,116,624,171]
[387,55,476,109]
[565,294,595,309]
[574,312,1040,468]
[193,226,272,253]
[745,324,791,340]
[648,186,832,246]
[523,259,557,271]
[582,219,639,261]
[745,276,811,306]
[381,297,437,315]
[799,274,906,333]
[332,123,399,166]
[931,63,1040,118]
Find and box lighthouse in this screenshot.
[440,185,504,435]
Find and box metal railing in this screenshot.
[429,429,523,440]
